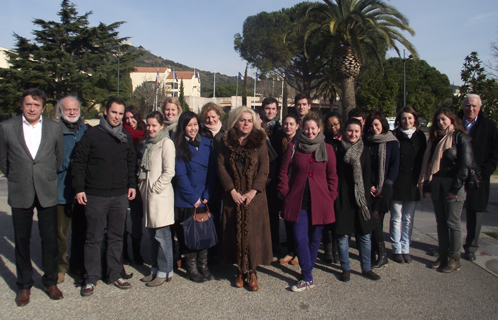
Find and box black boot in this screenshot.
[122,236,131,265]
[121,266,133,279]
[431,250,447,269]
[322,228,333,263]
[131,237,144,265]
[185,252,206,283]
[197,249,215,281]
[372,242,388,268]
[332,238,340,264]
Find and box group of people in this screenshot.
[1,89,497,306]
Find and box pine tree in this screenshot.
[179,79,189,111]
[0,0,142,117]
[454,52,498,122]
[242,65,248,106]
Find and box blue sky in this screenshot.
[1,0,497,85]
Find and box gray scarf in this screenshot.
[297,131,327,162]
[138,128,170,181]
[99,116,128,143]
[366,131,398,196]
[342,138,370,221]
[164,116,179,133]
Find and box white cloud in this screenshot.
[468,11,498,25]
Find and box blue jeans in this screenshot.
[148,226,174,278]
[292,209,323,282]
[390,201,417,254]
[337,233,372,272]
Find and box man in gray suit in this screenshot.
[0,88,65,306]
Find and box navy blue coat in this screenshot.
[174,136,216,208]
[57,121,87,204]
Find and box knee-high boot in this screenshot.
[331,227,340,263]
[131,237,144,265]
[122,235,131,265]
[185,252,206,283]
[372,242,388,268]
[197,249,215,281]
[371,211,388,267]
[322,227,333,263]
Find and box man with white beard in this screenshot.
[56,95,88,284]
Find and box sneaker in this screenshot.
[114,278,132,290]
[291,280,315,292]
[80,284,95,297]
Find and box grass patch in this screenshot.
[484,231,498,240]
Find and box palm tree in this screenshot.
[305,0,418,117]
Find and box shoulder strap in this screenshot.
[291,142,297,159]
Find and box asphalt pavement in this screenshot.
[0,174,498,319]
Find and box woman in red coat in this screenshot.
[278,112,338,292]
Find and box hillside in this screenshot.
[130,45,242,97]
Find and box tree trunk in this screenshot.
[341,76,356,121]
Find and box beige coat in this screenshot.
[139,136,175,228]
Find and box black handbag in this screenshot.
[182,204,218,250]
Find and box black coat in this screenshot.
[365,138,400,212]
[200,124,226,207]
[200,124,226,155]
[458,110,498,211]
[72,125,136,197]
[392,129,427,201]
[334,142,375,236]
[424,130,473,196]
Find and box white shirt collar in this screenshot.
[22,114,43,127]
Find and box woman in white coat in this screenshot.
[138,111,176,287]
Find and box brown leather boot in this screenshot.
[442,254,461,273]
[248,273,258,291]
[235,271,244,288]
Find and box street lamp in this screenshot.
[111,47,121,97]
[403,49,413,108]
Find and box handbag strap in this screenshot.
[193,203,211,219]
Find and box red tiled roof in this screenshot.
[132,67,169,73]
[167,71,195,79]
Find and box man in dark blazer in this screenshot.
[0,88,65,306]
[458,94,498,261]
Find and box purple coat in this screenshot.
[277,142,338,225]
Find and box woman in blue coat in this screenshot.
[173,111,217,283]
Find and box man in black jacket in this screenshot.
[72,97,136,296]
[459,94,498,261]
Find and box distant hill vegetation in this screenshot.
[131,45,241,97]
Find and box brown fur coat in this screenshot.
[217,128,273,273]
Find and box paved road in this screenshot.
[0,177,498,319]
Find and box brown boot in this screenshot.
[248,273,259,291]
[442,254,461,273]
[235,271,244,288]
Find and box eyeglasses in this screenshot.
[327,122,340,128]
